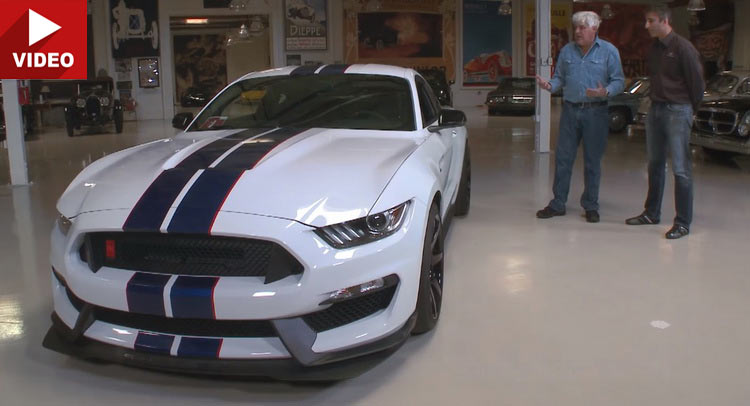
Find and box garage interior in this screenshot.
[2,0,750,404]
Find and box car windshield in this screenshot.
[626,79,649,95]
[189,74,416,132]
[706,74,738,95]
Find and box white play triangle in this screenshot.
[28,9,61,47]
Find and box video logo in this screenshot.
[0,0,86,79]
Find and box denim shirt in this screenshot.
[549,36,625,103]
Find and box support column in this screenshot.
[2,79,29,185]
[534,0,552,153]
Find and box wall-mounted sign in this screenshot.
[285,0,327,51]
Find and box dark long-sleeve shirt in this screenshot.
[647,31,705,111]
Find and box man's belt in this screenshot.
[565,100,608,108]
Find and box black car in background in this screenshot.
[180,87,210,107]
[485,77,535,115]
[691,70,750,155]
[64,79,123,137]
[418,69,453,106]
[608,77,649,133]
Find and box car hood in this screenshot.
[58,128,421,227]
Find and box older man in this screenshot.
[535,11,625,223]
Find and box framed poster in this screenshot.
[137,58,159,88]
[285,0,327,50]
[173,34,227,107]
[462,0,512,87]
[357,12,442,59]
[110,0,159,58]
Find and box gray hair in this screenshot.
[647,5,671,23]
[572,11,601,29]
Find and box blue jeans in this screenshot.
[549,103,609,212]
[644,102,694,228]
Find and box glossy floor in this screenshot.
[2,108,750,405]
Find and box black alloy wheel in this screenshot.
[412,203,444,334]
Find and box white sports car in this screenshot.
[44,64,471,379]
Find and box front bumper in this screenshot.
[44,310,416,380]
[690,130,750,154]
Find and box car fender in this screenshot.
[370,136,443,222]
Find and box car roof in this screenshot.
[237,64,414,82]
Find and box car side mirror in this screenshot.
[428,109,466,133]
[172,112,193,130]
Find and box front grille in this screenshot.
[695,108,738,135]
[85,96,101,117]
[80,232,303,283]
[65,286,276,337]
[302,286,397,333]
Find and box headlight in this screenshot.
[315,201,411,248]
[738,112,750,137]
[57,214,72,236]
[75,98,85,108]
[99,96,110,106]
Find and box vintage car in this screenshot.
[64,79,124,137]
[608,77,649,133]
[44,64,471,380]
[691,71,750,155]
[703,70,750,100]
[418,68,453,106]
[464,51,512,83]
[485,77,535,115]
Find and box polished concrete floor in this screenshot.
[2,107,750,405]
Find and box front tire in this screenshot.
[609,107,629,133]
[412,202,444,334]
[454,145,471,216]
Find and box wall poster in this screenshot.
[343,0,457,83]
[285,0,328,50]
[173,34,227,108]
[462,0,512,87]
[525,3,571,77]
[110,0,159,58]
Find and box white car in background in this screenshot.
[44,64,471,380]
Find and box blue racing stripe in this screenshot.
[126,272,172,316]
[318,64,350,75]
[122,170,196,231]
[123,128,271,232]
[170,276,220,319]
[166,127,306,234]
[165,169,243,234]
[134,331,174,354]
[177,337,223,358]
[290,64,320,76]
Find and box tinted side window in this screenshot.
[416,77,438,127]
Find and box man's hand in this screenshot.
[585,82,608,98]
[536,75,552,91]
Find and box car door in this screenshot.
[416,77,452,194]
